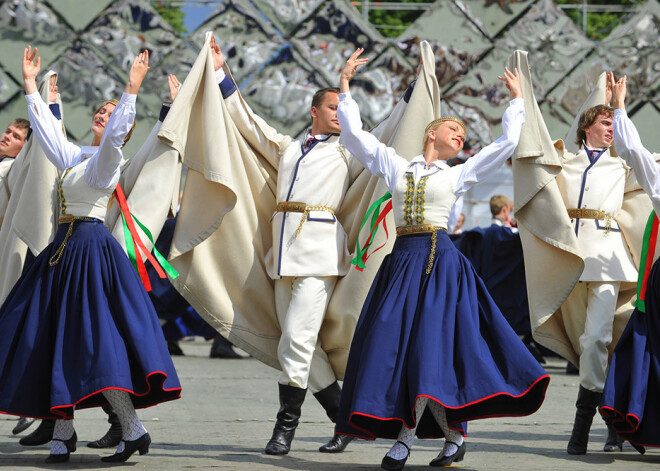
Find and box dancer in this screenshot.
[600,74,660,452]
[335,49,549,470]
[0,46,181,464]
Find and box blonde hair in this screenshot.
[422,117,466,152]
[489,194,511,217]
[93,99,136,145]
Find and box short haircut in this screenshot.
[311,87,339,109]
[422,117,466,152]
[575,104,614,146]
[9,118,29,137]
[490,194,511,217]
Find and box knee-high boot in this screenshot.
[87,405,122,448]
[313,381,354,453]
[265,384,307,455]
[567,386,602,455]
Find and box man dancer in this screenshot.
[209,38,363,455]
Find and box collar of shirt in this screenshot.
[582,141,609,154]
[407,155,450,171]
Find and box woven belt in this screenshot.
[396,225,447,275]
[396,224,447,236]
[275,201,336,238]
[50,215,98,266]
[567,208,606,220]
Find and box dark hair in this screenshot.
[311,87,340,109]
[575,104,614,146]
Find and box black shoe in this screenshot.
[319,433,353,453]
[209,336,242,359]
[167,340,185,356]
[101,433,151,463]
[629,441,646,455]
[19,419,55,446]
[264,385,307,455]
[87,420,122,448]
[429,441,466,467]
[45,432,77,463]
[567,386,602,455]
[603,422,623,452]
[12,417,35,435]
[381,441,410,471]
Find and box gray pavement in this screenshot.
[1,338,658,470]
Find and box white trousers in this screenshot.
[274,275,337,391]
[563,281,620,392]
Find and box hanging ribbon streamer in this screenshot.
[115,183,179,292]
[635,210,659,313]
[351,191,393,271]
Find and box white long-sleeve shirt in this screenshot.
[337,92,525,197]
[26,91,136,190]
[613,108,660,215]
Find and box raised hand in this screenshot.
[125,50,150,95]
[498,67,522,99]
[210,35,225,71]
[22,45,41,95]
[340,48,369,93]
[48,74,58,103]
[605,71,615,105]
[168,74,181,103]
[611,74,627,110]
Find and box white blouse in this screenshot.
[338,92,525,227]
[26,91,136,190]
[613,109,660,216]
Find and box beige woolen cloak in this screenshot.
[161,33,441,378]
[0,72,60,303]
[509,51,656,365]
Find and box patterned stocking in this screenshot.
[50,419,75,455]
[103,389,147,453]
[386,397,428,460]
[427,400,463,456]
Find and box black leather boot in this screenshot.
[19,419,55,446]
[567,386,602,455]
[264,384,307,455]
[314,381,354,453]
[87,405,122,448]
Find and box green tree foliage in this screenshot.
[152,0,187,34]
[554,0,641,40]
[354,0,428,38]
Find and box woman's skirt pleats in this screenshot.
[337,231,549,440]
[601,258,660,448]
[0,220,181,419]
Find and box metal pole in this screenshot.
[363,0,369,21]
[582,0,588,34]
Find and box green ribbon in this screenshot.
[634,210,657,313]
[351,191,392,270]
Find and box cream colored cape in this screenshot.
[0,72,60,303]
[510,52,654,364]
[106,117,182,256]
[161,33,441,378]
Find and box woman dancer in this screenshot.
[335,49,550,469]
[0,46,181,463]
[600,74,659,453]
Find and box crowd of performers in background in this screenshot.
[0,33,658,470]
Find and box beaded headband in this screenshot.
[425,117,466,134]
[93,99,136,144]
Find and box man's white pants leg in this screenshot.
[564,281,619,392]
[275,276,337,390]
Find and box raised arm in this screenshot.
[337,48,406,189]
[454,67,525,196]
[85,51,147,189]
[611,75,660,206]
[210,36,292,162]
[23,46,81,170]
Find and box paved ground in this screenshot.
[1,339,658,470]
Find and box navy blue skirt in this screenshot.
[601,259,660,449]
[0,219,181,419]
[336,231,549,440]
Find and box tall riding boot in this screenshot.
[19,419,55,446]
[87,405,122,448]
[265,384,307,455]
[313,381,354,453]
[567,386,602,455]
